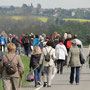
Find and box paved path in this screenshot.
[21,48,90,90]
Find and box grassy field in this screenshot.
[0,55,30,90]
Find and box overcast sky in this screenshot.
[0,0,90,9]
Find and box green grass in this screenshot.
[0,54,30,90]
[20,55,30,85]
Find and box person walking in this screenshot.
[67,40,81,85]
[29,46,42,87]
[33,35,40,48]
[74,34,83,50]
[55,38,68,74]
[40,40,55,87]
[64,34,72,53]
[0,43,24,90]
[22,34,31,56]
[0,35,7,52]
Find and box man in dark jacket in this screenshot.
[22,34,31,56]
[12,35,20,53]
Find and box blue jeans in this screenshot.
[70,67,80,84]
[34,67,40,85]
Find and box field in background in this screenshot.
[63,18,90,22]
[1,16,90,23]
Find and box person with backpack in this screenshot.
[29,46,42,87]
[40,40,55,87]
[55,38,68,74]
[0,43,24,90]
[22,34,31,56]
[64,34,72,53]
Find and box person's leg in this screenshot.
[43,67,48,87]
[60,60,64,74]
[11,77,19,90]
[34,69,38,87]
[37,67,41,85]
[47,66,53,86]
[75,67,80,84]
[57,60,60,74]
[2,78,12,90]
[70,67,75,84]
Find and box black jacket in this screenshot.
[29,54,41,69]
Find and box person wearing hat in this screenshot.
[67,40,81,85]
[0,42,24,90]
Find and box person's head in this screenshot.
[74,34,78,39]
[46,40,53,46]
[71,40,77,46]
[9,33,12,37]
[59,37,64,43]
[7,43,16,52]
[67,34,72,39]
[32,46,42,54]
[35,35,39,38]
[55,34,60,39]
[64,33,67,39]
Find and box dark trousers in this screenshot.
[70,67,80,84]
[34,67,40,85]
[24,46,30,56]
[57,60,64,74]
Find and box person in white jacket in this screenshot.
[55,38,68,74]
[40,40,55,87]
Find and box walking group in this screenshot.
[0,32,89,90]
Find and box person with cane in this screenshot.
[0,42,24,90]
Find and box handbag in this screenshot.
[26,72,34,82]
[79,50,85,64]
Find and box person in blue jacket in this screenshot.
[0,35,7,52]
[33,35,40,48]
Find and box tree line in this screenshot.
[0,17,89,45]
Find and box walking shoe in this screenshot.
[43,82,47,87]
[47,85,51,87]
[76,83,79,85]
[34,84,37,87]
[57,70,59,74]
[38,81,41,85]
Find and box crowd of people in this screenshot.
[0,32,90,90]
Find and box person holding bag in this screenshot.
[29,46,42,87]
[0,43,24,90]
[67,40,81,85]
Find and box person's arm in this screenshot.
[39,53,44,65]
[67,49,71,67]
[52,49,55,61]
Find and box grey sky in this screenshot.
[0,0,90,9]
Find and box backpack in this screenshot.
[44,48,52,62]
[66,40,71,49]
[24,37,30,44]
[4,55,17,75]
